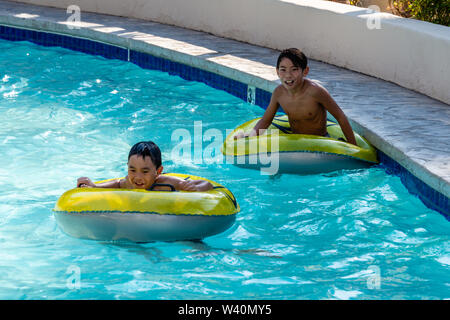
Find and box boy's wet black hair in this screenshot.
[276,48,308,71]
[128,141,162,169]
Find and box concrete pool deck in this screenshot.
[0,0,448,213]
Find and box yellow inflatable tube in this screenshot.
[222,115,378,174]
[54,173,239,242]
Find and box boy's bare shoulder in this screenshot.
[306,79,324,90]
[306,79,329,97]
[267,85,285,105]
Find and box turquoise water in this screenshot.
[0,39,449,300]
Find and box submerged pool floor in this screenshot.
[0,40,448,299]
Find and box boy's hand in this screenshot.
[77,177,96,188]
[233,130,253,140]
[233,131,247,140]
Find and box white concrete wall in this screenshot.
[10,0,450,104]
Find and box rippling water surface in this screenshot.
[0,39,448,299]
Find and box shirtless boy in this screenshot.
[235,48,356,145]
[77,141,213,191]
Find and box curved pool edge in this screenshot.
[0,0,448,218]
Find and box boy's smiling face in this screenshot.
[277,57,309,90]
[127,154,163,189]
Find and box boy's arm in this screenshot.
[77,177,122,188]
[179,179,213,191]
[162,176,213,191]
[234,86,281,139]
[314,85,357,145]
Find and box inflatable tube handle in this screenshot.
[147,183,176,191]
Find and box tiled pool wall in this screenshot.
[1,24,448,219]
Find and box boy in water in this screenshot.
[77,141,213,191]
[235,48,357,145]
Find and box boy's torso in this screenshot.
[277,80,327,136]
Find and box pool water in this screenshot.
[0,39,448,300]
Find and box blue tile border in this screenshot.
[0,25,128,60]
[377,151,449,220]
[129,50,248,101]
[255,88,272,110]
[0,23,448,219]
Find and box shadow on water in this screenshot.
[101,239,283,264]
